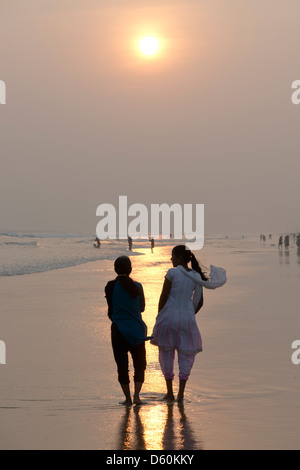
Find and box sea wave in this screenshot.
[3,241,39,247]
[0,231,94,239]
[0,250,144,277]
[0,232,24,238]
[0,257,106,276]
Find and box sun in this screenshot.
[139,37,160,56]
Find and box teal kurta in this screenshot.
[111,281,149,346]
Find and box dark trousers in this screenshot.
[111,323,146,385]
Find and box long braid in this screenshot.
[190,253,209,281]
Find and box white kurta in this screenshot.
[150,265,227,355]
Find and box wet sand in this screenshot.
[1,239,300,449]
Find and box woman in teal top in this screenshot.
[105,256,149,406]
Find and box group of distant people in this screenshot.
[277,233,300,249]
[127,236,155,253]
[259,233,273,242]
[94,236,155,252]
[259,232,300,250]
[278,235,289,249]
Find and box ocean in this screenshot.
[0,230,282,277]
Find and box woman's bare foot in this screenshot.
[163,379,175,401]
[177,379,187,403]
[133,395,142,405]
[163,393,175,401]
[133,382,143,405]
[120,384,132,406]
[119,399,133,406]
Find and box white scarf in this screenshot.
[177,264,227,311]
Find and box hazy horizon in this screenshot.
[1,1,300,237]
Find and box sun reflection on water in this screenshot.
[117,402,201,450]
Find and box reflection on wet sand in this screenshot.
[278,249,290,265]
[279,245,300,267]
[117,402,202,450]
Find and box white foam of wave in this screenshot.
[3,241,39,247]
[0,232,24,238]
[0,233,148,276]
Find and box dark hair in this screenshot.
[114,256,140,298]
[172,245,209,281]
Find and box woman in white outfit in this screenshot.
[150,245,226,402]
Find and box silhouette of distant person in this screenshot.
[150,237,155,253]
[94,237,101,248]
[284,235,290,249]
[278,235,283,249]
[128,236,133,251]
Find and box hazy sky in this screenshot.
[1,0,300,236]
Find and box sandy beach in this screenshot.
[1,238,300,450]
